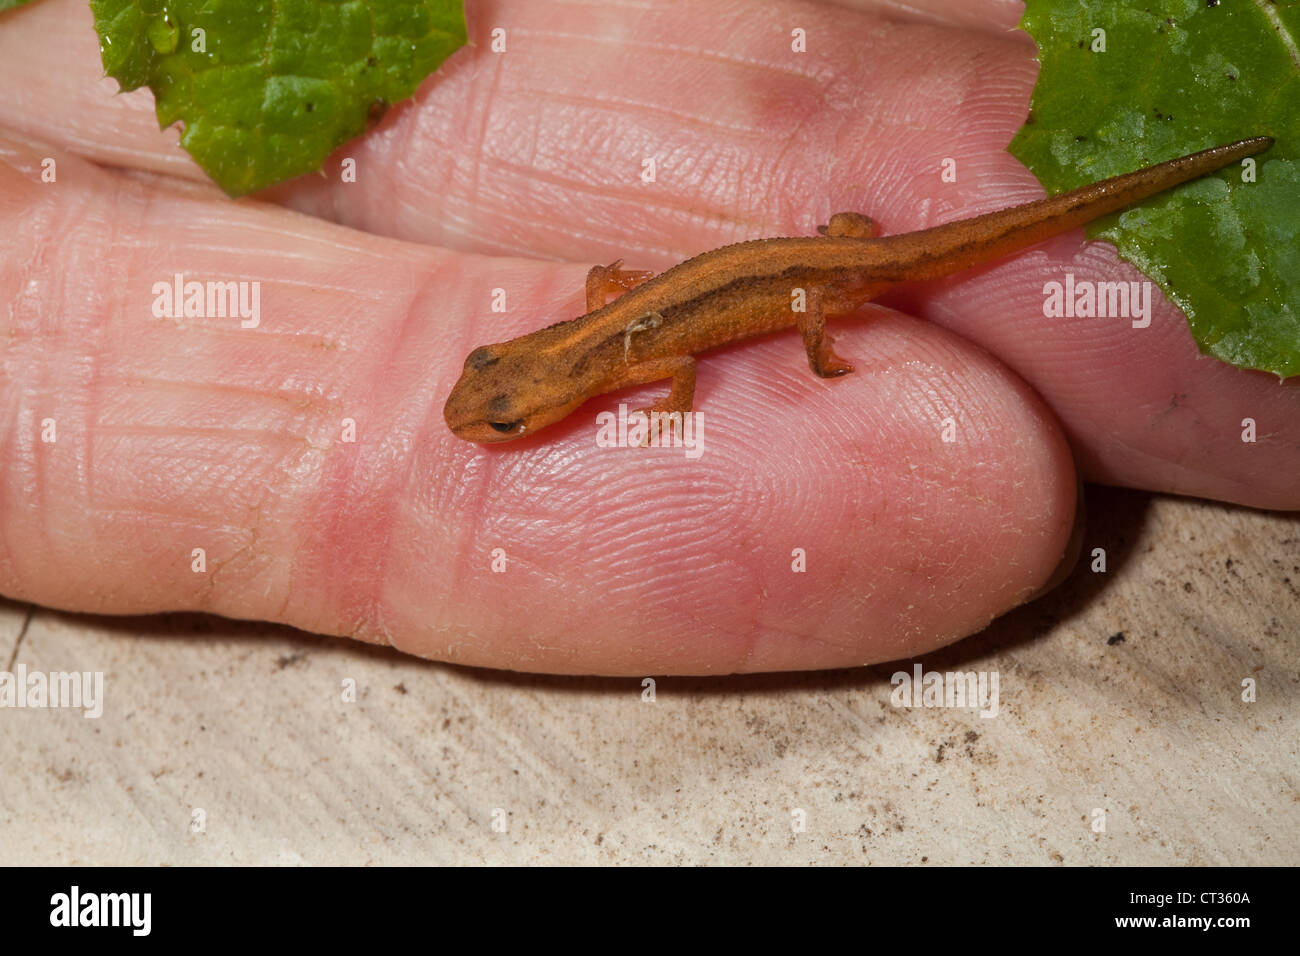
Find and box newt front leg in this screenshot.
[588,260,692,439]
[586,258,653,310]
[605,354,697,442]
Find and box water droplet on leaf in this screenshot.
[147,12,179,55]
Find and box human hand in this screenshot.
[0,0,1294,674]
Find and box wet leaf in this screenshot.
[90,0,466,196]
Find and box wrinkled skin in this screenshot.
[0,0,1295,674]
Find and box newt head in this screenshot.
[443,343,587,444]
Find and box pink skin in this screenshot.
[0,0,1294,674]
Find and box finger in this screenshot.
[826,0,1028,33]
[0,137,1075,674]
[887,241,1300,510]
[0,0,192,179]
[2,0,1292,507]
[0,0,1040,258]
[0,0,1045,261]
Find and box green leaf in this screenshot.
[1009,0,1299,378]
[90,0,466,196]
[0,0,37,11]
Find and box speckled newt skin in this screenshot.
[444,137,1271,444]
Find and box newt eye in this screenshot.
[467,347,499,370]
[488,420,521,434]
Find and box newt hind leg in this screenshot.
[817,212,878,239]
[797,286,853,378]
[804,215,875,376]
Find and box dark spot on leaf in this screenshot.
[366,99,389,129]
[1207,0,1220,7]
[1107,632,1125,646]
[305,102,313,112]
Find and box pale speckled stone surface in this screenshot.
[0,486,1296,865]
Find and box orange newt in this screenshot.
[444,137,1271,443]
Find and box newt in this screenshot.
[444,137,1272,443]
